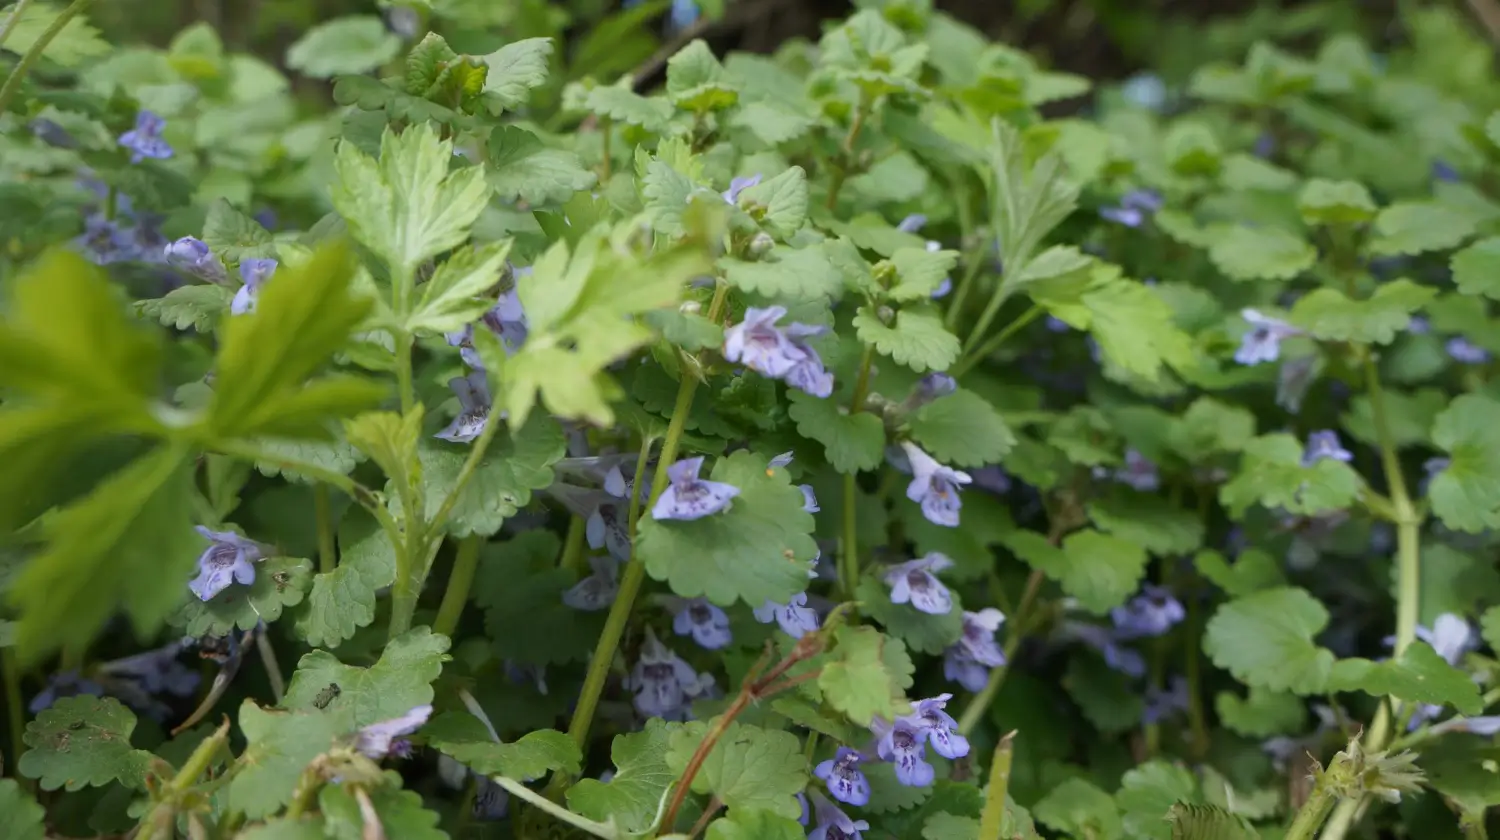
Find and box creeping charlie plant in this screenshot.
[5,1,1500,839]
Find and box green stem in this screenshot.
[0,0,93,115]
[956,568,1045,735]
[0,0,37,54]
[824,100,869,212]
[1284,779,1338,840]
[977,732,1016,840]
[600,116,613,182]
[489,775,622,840]
[136,719,231,840]
[255,630,285,704]
[394,331,415,414]
[314,484,337,575]
[953,304,1041,377]
[944,240,992,332]
[559,516,587,574]
[2,646,25,784]
[838,345,877,600]
[433,536,482,638]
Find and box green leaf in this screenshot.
[344,409,422,503]
[209,244,383,439]
[0,779,46,840]
[666,720,805,818]
[641,157,698,238]
[228,702,346,819]
[285,16,400,78]
[1214,687,1306,737]
[418,413,566,538]
[294,509,396,648]
[853,306,960,373]
[737,167,808,241]
[1203,587,1335,694]
[1207,225,1317,281]
[1218,433,1362,518]
[252,437,363,485]
[1165,122,1222,176]
[1484,605,1500,654]
[645,308,724,350]
[1342,387,1446,449]
[474,530,606,665]
[568,719,677,835]
[8,446,196,664]
[332,123,492,281]
[1327,641,1483,714]
[921,813,979,840]
[1429,394,1500,533]
[18,696,153,792]
[906,389,1015,469]
[1033,778,1122,840]
[1083,280,1196,383]
[319,779,445,840]
[584,84,675,132]
[407,241,514,334]
[175,555,313,636]
[1087,492,1204,556]
[482,38,554,110]
[857,575,963,655]
[283,627,450,729]
[786,389,885,474]
[720,245,842,300]
[488,125,597,206]
[1370,201,1481,256]
[0,1,109,66]
[666,40,739,111]
[134,284,235,332]
[1002,529,1148,614]
[424,712,581,780]
[1116,761,1201,840]
[818,625,914,726]
[1064,656,1145,733]
[1192,549,1284,597]
[1165,803,1257,840]
[1451,237,1500,300]
[1289,280,1434,344]
[1166,398,1258,461]
[1297,178,1377,225]
[887,247,959,302]
[707,809,805,840]
[729,101,816,146]
[638,450,817,607]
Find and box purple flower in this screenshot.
[1113,449,1159,492]
[797,791,811,826]
[808,790,869,840]
[1416,613,1476,665]
[1099,189,1162,228]
[355,705,433,759]
[164,237,228,285]
[1447,337,1490,364]
[118,110,173,163]
[1431,716,1500,736]
[883,553,955,615]
[74,214,138,265]
[188,527,263,601]
[446,288,529,368]
[671,597,732,650]
[799,485,820,513]
[1433,160,1461,183]
[903,373,957,413]
[753,592,820,638]
[813,747,871,807]
[1067,622,1147,678]
[1422,457,1450,496]
[896,214,928,233]
[1142,677,1190,725]
[871,715,934,787]
[1301,430,1352,467]
[723,307,834,396]
[783,323,836,398]
[435,371,492,443]
[1236,310,1303,365]
[912,694,970,758]
[943,608,1006,690]
[586,501,631,562]
[1409,316,1431,335]
[901,442,972,527]
[28,670,104,714]
[769,451,795,469]
[722,174,762,204]
[1111,585,1185,639]
[561,556,620,611]
[668,0,700,30]
[231,258,278,315]
[651,456,740,521]
[624,629,713,720]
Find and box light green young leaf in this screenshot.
[482,38,554,110]
[786,389,886,474]
[666,39,739,111]
[407,241,513,334]
[1033,779,1122,840]
[737,167,808,240]
[707,809,805,840]
[488,125,596,206]
[175,555,313,636]
[666,721,806,818]
[1017,245,1093,288]
[584,84,675,132]
[720,245,842,300]
[1087,492,1205,556]
[405,32,463,96]
[252,437,363,485]
[1219,154,1298,192]
[134,284,234,332]
[419,413,566,537]
[18,696,153,791]
[1298,178,1377,225]
[474,530,607,665]
[852,306,960,373]
[1328,641,1483,714]
[1207,225,1317,281]
[1166,398,1257,461]
[228,702,346,819]
[819,625,915,726]
[1165,122,1222,176]
[1116,761,1201,840]
[344,408,423,499]
[295,510,396,649]
[1214,687,1307,737]
[283,627,450,729]
[729,101,816,146]
[1084,280,1195,383]
[1203,587,1336,694]
[887,247,959,302]
[0,779,46,840]
[857,576,963,655]
[567,719,678,835]
[1218,433,1363,518]
[1003,529,1148,614]
[1428,394,1500,533]
[1369,201,1482,256]
[203,199,275,263]
[285,16,400,78]
[332,124,492,281]
[638,450,817,607]
[1193,549,1285,597]
[1289,280,1434,344]
[1451,237,1500,300]
[424,712,581,780]
[320,779,445,840]
[0,1,109,66]
[907,389,1015,468]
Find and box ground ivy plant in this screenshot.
[4,0,1500,838]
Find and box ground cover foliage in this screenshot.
[3,0,1500,838]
